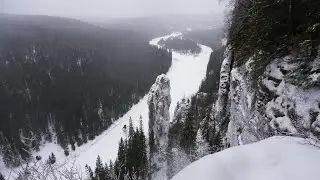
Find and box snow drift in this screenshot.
[172,136,320,180]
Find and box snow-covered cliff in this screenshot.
[148,74,171,179]
[213,46,233,134]
[214,46,320,147]
[148,74,171,149]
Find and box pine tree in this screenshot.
[133,128,140,177]
[128,117,134,140]
[85,165,95,180]
[48,153,56,164]
[139,118,148,180]
[125,117,135,178]
[71,143,76,151]
[95,155,105,180]
[104,163,110,179]
[108,161,116,179]
[112,117,149,180]
[116,138,126,180]
[126,128,139,179]
[82,128,88,144]
[180,112,196,155]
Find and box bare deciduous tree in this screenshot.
[7,159,84,180]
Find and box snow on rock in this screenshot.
[262,56,320,136]
[148,74,171,149]
[311,114,320,134]
[148,74,171,179]
[227,62,260,146]
[221,38,227,46]
[309,73,320,82]
[213,46,232,133]
[224,46,320,147]
[172,136,320,180]
[270,116,297,133]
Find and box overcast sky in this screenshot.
[1,0,225,18]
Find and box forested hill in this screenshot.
[158,37,201,54]
[0,14,172,167]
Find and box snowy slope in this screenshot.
[0,32,212,178]
[172,136,320,180]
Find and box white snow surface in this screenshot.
[0,32,212,178]
[172,136,320,180]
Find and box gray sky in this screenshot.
[1,0,225,18]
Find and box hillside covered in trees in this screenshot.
[0,14,172,167]
[158,37,201,54]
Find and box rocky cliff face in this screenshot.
[147,74,171,179]
[148,74,171,148]
[214,46,320,147]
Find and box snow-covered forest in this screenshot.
[1,0,320,179]
[0,15,172,172]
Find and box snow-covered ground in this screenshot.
[0,32,212,178]
[172,136,320,180]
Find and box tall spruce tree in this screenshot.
[180,112,196,155]
[108,161,116,179]
[126,117,135,178]
[95,155,106,180]
[104,163,110,180]
[116,138,126,180]
[85,165,95,180]
[128,117,135,140]
[139,117,148,180]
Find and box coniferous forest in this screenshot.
[158,37,201,54]
[0,15,172,167]
[86,117,148,180]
